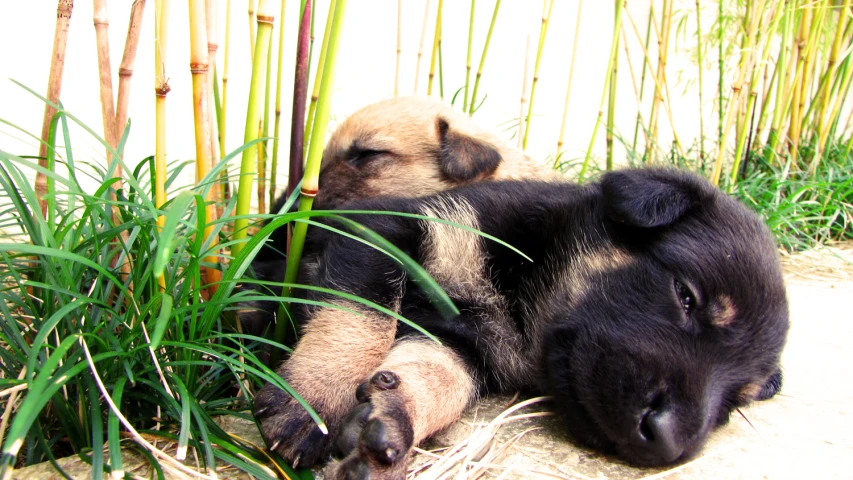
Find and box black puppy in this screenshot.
[252,168,789,479]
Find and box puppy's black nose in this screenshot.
[631,396,684,464]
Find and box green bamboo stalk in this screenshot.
[695,0,706,162]
[768,1,796,154]
[579,0,624,182]
[718,0,724,152]
[232,0,278,258]
[303,0,337,158]
[270,0,286,208]
[631,2,653,154]
[816,0,852,151]
[731,2,783,190]
[710,0,765,186]
[276,0,348,351]
[219,0,232,203]
[556,0,584,164]
[606,0,620,171]
[468,0,501,116]
[428,0,443,95]
[824,24,853,147]
[522,0,555,149]
[249,0,256,56]
[464,0,475,111]
[258,32,273,215]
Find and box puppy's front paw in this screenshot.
[325,372,415,480]
[253,382,332,467]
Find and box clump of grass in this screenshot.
[0,99,304,479]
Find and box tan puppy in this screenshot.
[309,95,559,209]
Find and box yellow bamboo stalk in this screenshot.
[710,0,765,185]
[115,0,146,138]
[232,0,278,258]
[816,0,851,150]
[414,0,431,93]
[188,0,221,295]
[787,3,812,166]
[556,0,584,164]
[36,0,74,217]
[428,0,443,96]
[624,7,683,158]
[154,0,169,290]
[249,0,257,57]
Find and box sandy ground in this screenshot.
[11,245,853,479]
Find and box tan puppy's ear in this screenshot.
[437,118,502,182]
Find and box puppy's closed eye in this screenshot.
[348,149,387,166]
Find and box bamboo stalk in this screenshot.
[219,0,232,204]
[606,0,620,172]
[258,33,274,216]
[395,0,402,96]
[414,0,431,94]
[631,2,653,155]
[288,0,312,202]
[695,0,705,163]
[579,0,624,182]
[233,0,279,259]
[464,0,475,111]
[731,2,783,189]
[816,0,852,152]
[154,0,170,234]
[270,0,287,208]
[115,0,146,140]
[522,0,555,150]
[188,0,221,296]
[303,0,337,159]
[786,2,813,166]
[768,1,796,154]
[556,0,583,164]
[468,0,501,116]
[274,0,348,362]
[93,0,120,170]
[624,7,684,160]
[36,0,74,217]
[205,0,220,208]
[717,0,724,150]
[518,35,532,149]
[249,0,257,57]
[621,22,649,156]
[647,0,674,162]
[823,20,853,152]
[428,0,443,96]
[710,0,765,185]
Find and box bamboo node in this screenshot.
[256,15,275,25]
[119,68,133,77]
[300,188,319,198]
[190,63,209,74]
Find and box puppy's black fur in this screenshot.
[252,168,789,475]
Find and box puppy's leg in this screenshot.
[325,338,477,480]
[254,302,397,466]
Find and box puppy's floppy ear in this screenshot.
[437,118,502,182]
[601,168,712,228]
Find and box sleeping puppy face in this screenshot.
[311,96,556,209]
[541,169,789,466]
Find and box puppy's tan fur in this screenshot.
[313,96,560,208]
